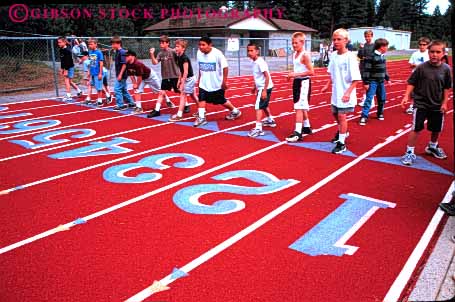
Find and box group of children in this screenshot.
[57,30,451,164]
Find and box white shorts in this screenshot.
[293,78,311,110]
[135,71,161,94]
[182,76,196,95]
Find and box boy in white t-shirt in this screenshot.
[321,28,362,154]
[246,43,276,137]
[194,36,241,127]
[406,36,430,114]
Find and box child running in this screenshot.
[246,42,276,137]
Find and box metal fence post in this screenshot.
[286,39,289,71]
[237,48,240,76]
[50,38,59,97]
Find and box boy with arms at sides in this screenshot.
[400,40,451,166]
[110,36,136,111]
[125,50,161,113]
[406,36,431,114]
[79,51,111,105]
[286,31,314,142]
[86,38,106,107]
[148,35,178,117]
[57,36,82,102]
[246,42,276,137]
[357,30,375,108]
[359,38,390,126]
[194,36,241,127]
[321,28,362,154]
[169,39,198,121]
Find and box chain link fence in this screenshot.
[1,36,329,102]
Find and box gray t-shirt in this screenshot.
[408,61,452,111]
[157,48,180,79]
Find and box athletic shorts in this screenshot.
[136,72,161,94]
[331,105,355,114]
[65,67,75,79]
[198,88,227,105]
[90,75,103,91]
[182,76,196,95]
[292,78,311,110]
[161,78,180,92]
[255,88,273,110]
[412,107,444,132]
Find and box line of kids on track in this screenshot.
[57,29,452,163]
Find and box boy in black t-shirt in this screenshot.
[400,40,452,166]
[57,36,82,101]
[169,39,199,121]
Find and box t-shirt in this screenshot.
[409,50,429,71]
[408,61,452,111]
[83,59,107,78]
[252,57,273,89]
[114,48,128,79]
[126,59,151,79]
[176,53,194,78]
[327,51,362,108]
[59,47,74,70]
[88,49,104,76]
[197,47,228,92]
[157,48,180,79]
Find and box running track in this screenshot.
[0,60,453,302]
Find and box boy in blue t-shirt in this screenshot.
[111,36,136,111]
[79,51,111,105]
[86,38,105,107]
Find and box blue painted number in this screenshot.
[0,119,61,135]
[49,137,139,159]
[289,193,396,256]
[173,170,299,215]
[9,129,96,149]
[103,153,205,184]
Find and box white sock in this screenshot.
[256,122,263,131]
[406,146,415,153]
[295,122,303,133]
[303,119,311,127]
[429,141,438,148]
[155,103,161,111]
[177,110,183,117]
[97,98,102,103]
[77,88,82,93]
[66,93,71,98]
[165,95,171,102]
[185,101,189,106]
[106,92,110,97]
[232,107,239,114]
[136,101,142,108]
[339,133,347,144]
[267,116,274,122]
[198,108,206,118]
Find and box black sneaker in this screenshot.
[97,101,103,107]
[302,127,313,134]
[77,91,82,97]
[359,117,367,126]
[331,131,339,143]
[113,105,127,111]
[439,203,455,216]
[332,142,347,154]
[128,103,137,108]
[184,105,190,113]
[377,114,384,121]
[285,131,302,142]
[147,110,161,118]
[425,145,447,159]
[106,95,112,105]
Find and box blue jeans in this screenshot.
[114,79,134,107]
[361,81,386,118]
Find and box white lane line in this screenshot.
[383,181,455,302]
[125,114,418,302]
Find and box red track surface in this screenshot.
[0,60,453,302]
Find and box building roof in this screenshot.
[144,15,317,32]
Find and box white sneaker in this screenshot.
[248,128,265,137]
